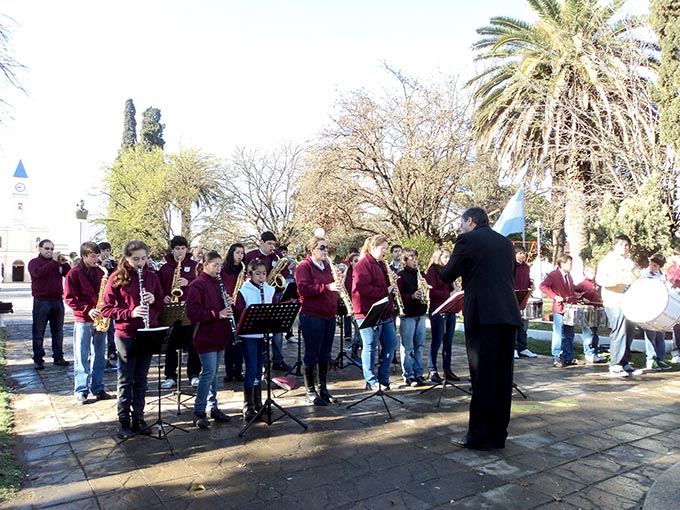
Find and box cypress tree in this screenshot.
[140,107,165,151]
[121,98,137,150]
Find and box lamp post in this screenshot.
[75,200,88,246]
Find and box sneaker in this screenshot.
[34,362,45,370]
[161,378,176,389]
[117,421,133,439]
[672,356,680,364]
[429,371,443,384]
[95,391,113,401]
[53,359,69,367]
[75,393,88,405]
[193,413,211,429]
[518,349,538,358]
[514,350,519,359]
[131,419,152,435]
[657,360,672,370]
[381,381,392,391]
[286,336,299,344]
[445,370,461,382]
[553,359,564,368]
[365,381,378,391]
[413,375,427,387]
[609,364,630,377]
[585,354,604,364]
[272,361,291,372]
[210,409,231,423]
[403,377,414,386]
[190,377,200,388]
[565,359,581,366]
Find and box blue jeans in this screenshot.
[271,332,284,363]
[399,315,426,379]
[195,350,223,415]
[515,319,529,352]
[344,315,361,346]
[581,326,599,356]
[300,313,335,366]
[605,306,635,367]
[428,312,456,373]
[358,318,398,385]
[551,312,575,363]
[32,299,65,363]
[241,337,266,389]
[644,330,666,362]
[73,322,107,396]
[115,336,153,422]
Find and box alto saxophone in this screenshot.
[170,257,184,302]
[232,262,246,300]
[328,259,354,317]
[417,269,432,307]
[267,256,290,289]
[386,265,405,317]
[93,265,110,332]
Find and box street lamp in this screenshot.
[75,200,88,246]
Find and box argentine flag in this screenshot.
[492,187,524,237]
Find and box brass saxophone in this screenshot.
[93,265,110,332]
[417,269,432,307]
[232,262,246,300]
[267,256,290,289]
[328,259,354,317]
[170,257,184,302]
[386,265,405,317]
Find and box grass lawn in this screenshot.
[0,328,21,502]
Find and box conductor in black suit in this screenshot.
[440,207,522,450]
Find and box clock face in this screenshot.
[15,182,26,192]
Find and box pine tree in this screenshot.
[121,99,137,150]
[140,107,165,151]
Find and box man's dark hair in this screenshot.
[613,234,631,247]
[170,236,189,249]
[390,244,402,253]
[462,207,489,227]
[38,239,53,248]
[514,245,526,254]
[98,241,112,251]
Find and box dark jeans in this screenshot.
[32,299,65,363]
[515,319,529,352]
[224,341,244,378]
[300,313,335,367]
[106,320,116,358]
[115,336,153,422]
[428,312,456,373]
[241,337,266,389]
[164,326,201,381]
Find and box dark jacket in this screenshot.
[295,257,337,320]
[185,272,230,353]
[351,253,394,319]
[425,265,454,311]
[440,225,522,329]
[397,266,427,317]
[28,255,70,300]
[64,263,104,322]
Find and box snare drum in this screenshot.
[622,278,680,332]
[522,298,542,320]
[563,304,591,327]
[587,307,608,328]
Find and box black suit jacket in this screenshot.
[440,225,522,329]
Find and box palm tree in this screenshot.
[468,0,659,264]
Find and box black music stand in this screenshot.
[125,326,189,454]
[346,298,403,419]
[237,302,308,438]
[153,304,195,415]
[332,300,361,370]
[280,283,303,378]
[420,292,471,407]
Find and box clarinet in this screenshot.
[216,273,238,337]
[259,282,265,304]
[137,267,150,329]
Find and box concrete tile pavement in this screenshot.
[1,283,680,509]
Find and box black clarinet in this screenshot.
[216,274,238,337]
[259,283,265,304]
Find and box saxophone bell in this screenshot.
[170,256,184,303]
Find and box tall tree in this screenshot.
[0,15,25,124]
[468,0,659,265]
[121,99,137,150]
[140,107,165,151]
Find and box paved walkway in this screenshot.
[1,282,680,509]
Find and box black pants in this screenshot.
[115,337,153,422]
[164,326,201,380]
[465,324,516,446]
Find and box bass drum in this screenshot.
[622,278,680,332]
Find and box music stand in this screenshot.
[125,326,189,454]
[420,292,471,406]
[346,298,403,419]
[237,302,308,438]
[332,300,361,370]
[153,304,196,415]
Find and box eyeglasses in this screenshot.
[43,247,54,251]
[317,245,328,251]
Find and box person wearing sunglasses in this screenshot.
[28,239,72,370]
[294,237,341,405]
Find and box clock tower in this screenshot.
[12,159,28,219]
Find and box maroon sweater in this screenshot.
[295,257,337,320]
[351,254,394,319]
[245,248,291,279]
[425,265,454,311]
[157,253,198,301]
[28,255,71,300]
[514,261,532,290]
[64,263,104,322]
[575,278,602,306]
[185,272,230,353]
[101,264,165,338]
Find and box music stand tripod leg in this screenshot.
[513,382,528,399]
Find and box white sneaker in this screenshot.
[672,356,680,364]
[585,354,602,364]
[287,336,299,344]
[623,363,644,376]
[518,349,538,358]
[514,350,519,359]
[609,365,629,377]
[161,378,176,389]
[190,377,200,388]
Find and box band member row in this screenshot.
[234,260,275,420]
[244,231,290,371]
[425,247,459,383]
[101,240,164,440]
[295,236,340,405]
[220,243,246,382]
[185,251,232,428]
[63,242,113,405]
[352,234,398,390]
[157,236,201,389]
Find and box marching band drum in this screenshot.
[622,278,680,332]
[522,298,543,321]
[563,304,609,328]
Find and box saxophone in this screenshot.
[417,269,432,307]
[328,259,354,317]
[232,262,246,300]
[170,257,184,302]
[386,265,405,317]
[93,265,110,332]
[267,256,290,289]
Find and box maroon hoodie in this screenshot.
[295,257,337,320]
[28,255,71,300]
[185,272,230,353]
[64,263,104,322]
[351,253,394,319]
[425,265,454,311]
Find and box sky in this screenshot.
[0,0,648,249]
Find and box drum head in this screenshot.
[621,278,668,324]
